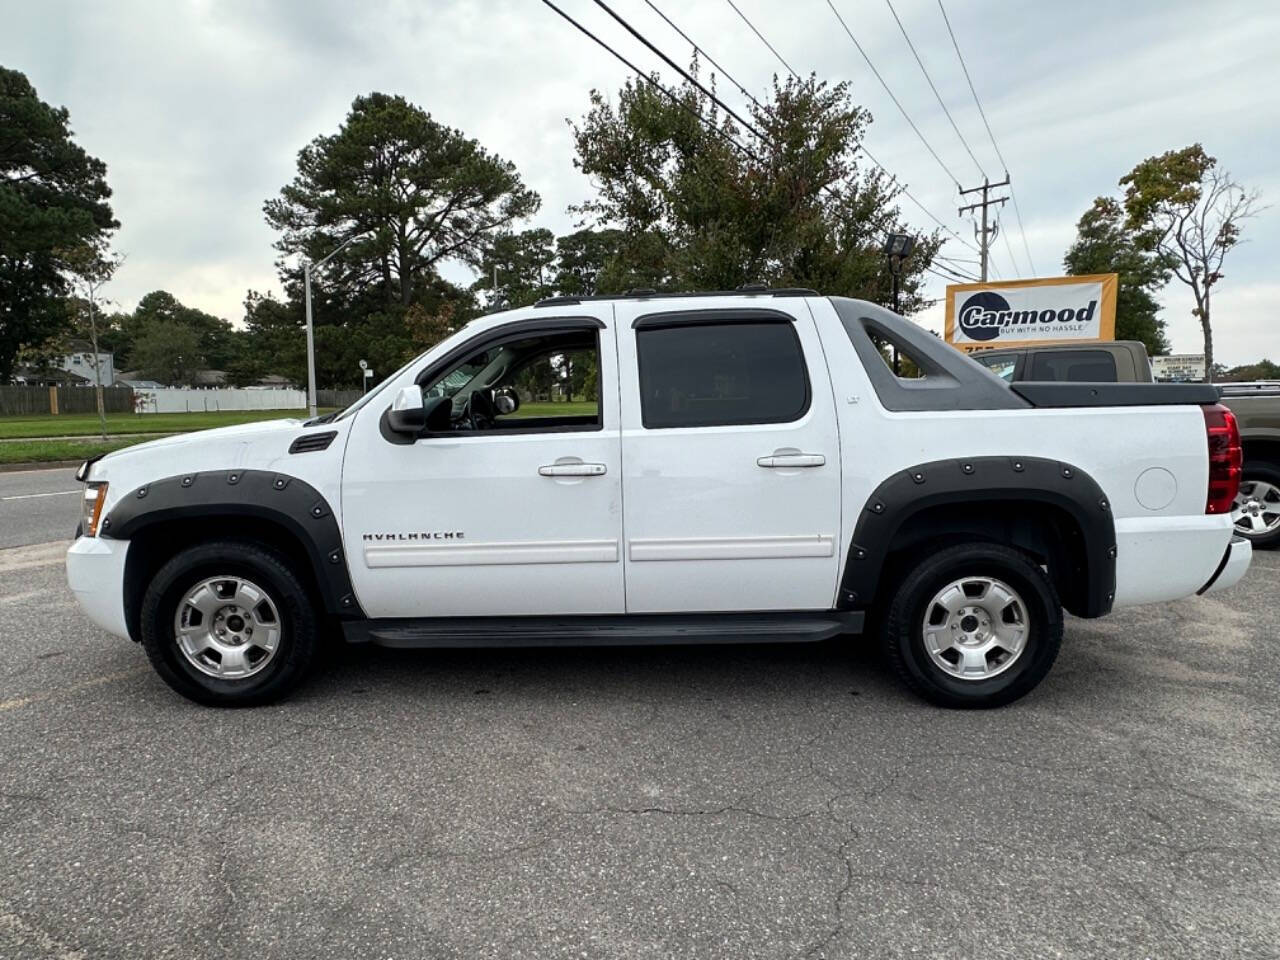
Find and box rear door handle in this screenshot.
[539,462,607,477]
[757,454,826,469]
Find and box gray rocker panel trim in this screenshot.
[101,469,364,618]
[839,456,1117,619]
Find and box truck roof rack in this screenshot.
[533,286,819,308]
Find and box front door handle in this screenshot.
[539,462,607,477]
[757,453,826,469]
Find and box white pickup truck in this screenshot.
[67,290,1250,708]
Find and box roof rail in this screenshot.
[532,287,820,308]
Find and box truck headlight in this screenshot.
[82,482,109,537]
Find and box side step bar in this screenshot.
[343,611,864,649]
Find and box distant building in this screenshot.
[10,340,115,386]
[113,373,166,390]
[59,340,115,387]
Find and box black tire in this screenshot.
[883,543,1063,709]
[1233,462,1280,549]
[139,539,318,706]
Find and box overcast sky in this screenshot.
[5,0,1278,365]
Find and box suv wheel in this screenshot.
[883,543,1063,708]
[1232,463,1280,549]
[139,540,318,706]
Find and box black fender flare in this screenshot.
[102,469,364,618]
[839,456,1116,618]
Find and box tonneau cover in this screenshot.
[1011,382,1220,408]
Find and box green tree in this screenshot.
[1119,144,1261,380]
[0,66,117,380]
[569,72,940,311]
[1220,360,1280,383]
[264,92,540,310]
[1063,197,1172,355]
[62,244,123,437]
[128,290,236,371]
[553,228,626,296]
[471,228,556,308]
[130,320,202,386]
[227,291,305,387]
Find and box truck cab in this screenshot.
[67,291,1250,709]
[971,341,1153,383]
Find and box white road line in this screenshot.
[0,490,80,501]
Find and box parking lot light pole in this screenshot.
[882,233,916,375]
[304,232,368,418]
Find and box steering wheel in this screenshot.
[467,388,497,430]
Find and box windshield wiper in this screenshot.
[304,411,339,426]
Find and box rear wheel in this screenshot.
[883,543,1063,708]
[139,540,318,706]
[1232,462,1280,549]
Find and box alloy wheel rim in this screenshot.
[922,575,1029,681]
[173,575,282,680]
[1231,480,1280,537]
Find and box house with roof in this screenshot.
[59,340,115,386]
[11,340,115,386]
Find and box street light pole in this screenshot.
[302,231,369,419]
[881,233,916,375]
[303,260,317,418]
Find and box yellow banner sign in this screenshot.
[945,274,1118,351]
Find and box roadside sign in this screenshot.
[945,275,1117,351]
[1151,354,1206,382]
[358,359,368,370]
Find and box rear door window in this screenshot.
[1028,350,1118,382]
[635,321,810,428]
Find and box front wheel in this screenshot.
[882,543,1063,708]
[139,540,318,706]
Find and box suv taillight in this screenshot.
[1203,404,1241,515]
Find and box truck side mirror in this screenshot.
[387,386,426,434]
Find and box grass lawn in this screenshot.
[0,436,153,466]
[506,400,598,418]
[0,402,593,465]
[0,408,313,440]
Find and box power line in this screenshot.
[883,0,986,180]
[537,0,759,162]
[937,0,1037,274]
[998,212,1021,277]
[1006,191,1036,275]
[927,261,978,284]
[542,0,977,286]
[643,0,765,112]
[591,0,765,142]
[824,0,963,189]
[722,0,798,78]
[706,1,979,256]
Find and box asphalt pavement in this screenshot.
[0,467,1277,959]
[0,467,81,548]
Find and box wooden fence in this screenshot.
[0,385,135,416]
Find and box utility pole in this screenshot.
[958,176,1010,281]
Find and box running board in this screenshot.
[342,611,863,649]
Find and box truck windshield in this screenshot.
[975,355,1017,381]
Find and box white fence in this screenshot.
[133,388,307,414]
